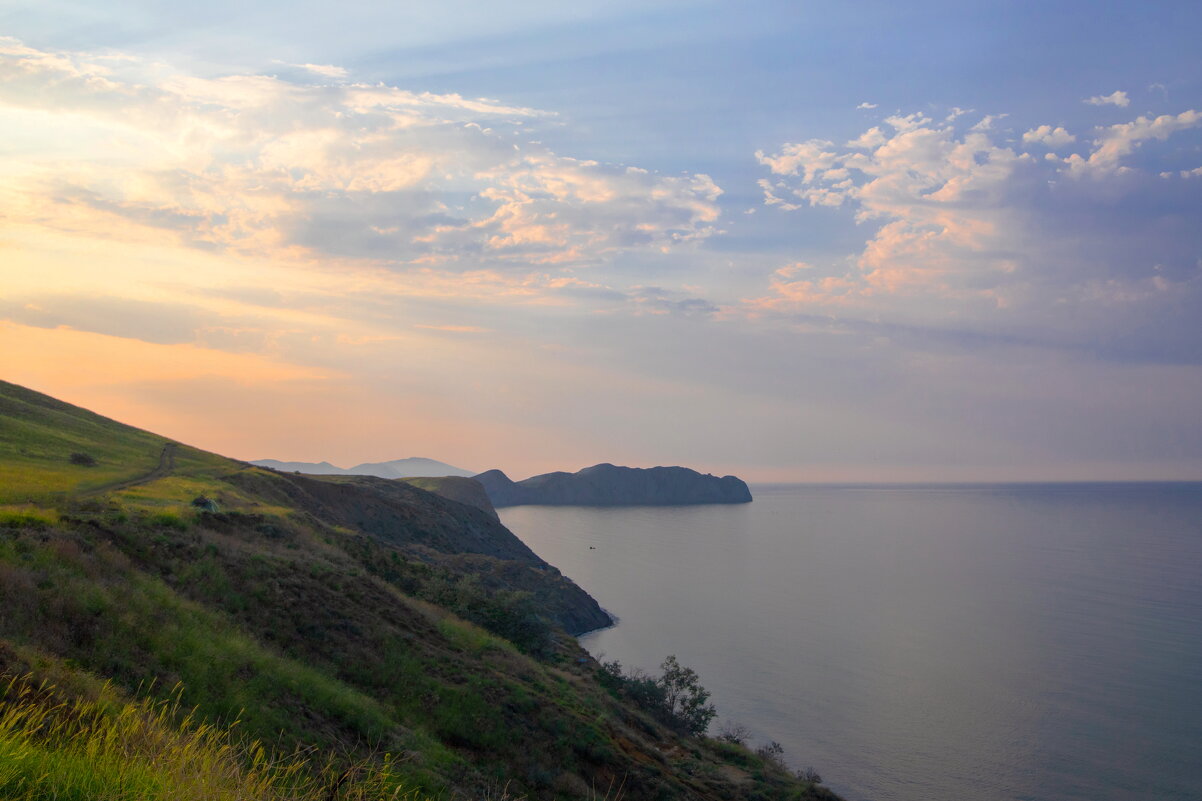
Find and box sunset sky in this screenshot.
[3,1,1201,481]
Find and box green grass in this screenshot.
[0,675,425,801]
[0,381,269,512]
[437,617,516,657]
[0,506,59,529]
[0,533,397,750]
[0,381,167,503]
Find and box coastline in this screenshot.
[575,609,620,640]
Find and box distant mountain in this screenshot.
[252,456,474,478]
[475,463,753,507]
[251,459,346,474]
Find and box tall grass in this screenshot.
[0,676,423,801]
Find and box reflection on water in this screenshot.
[501,484,1202,801]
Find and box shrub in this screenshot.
[69,452,97,467]
[190,495,219,513]
[717,721,751,746]
[658,655,716,736]
[596,655,717,736]
[755,740,786,767]
[798,766,823,784]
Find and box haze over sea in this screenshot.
[503,483,1202,801]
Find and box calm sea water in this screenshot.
[500,484,1202,801]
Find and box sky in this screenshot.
[2,0,1202,481]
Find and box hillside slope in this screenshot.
[0,380,838,801]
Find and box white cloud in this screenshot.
[969,113,1007,131]
[1067,110,1202,175]
[1022,125,1075,147]
[755,140,837,180]
[297,63,349,78]
[0,39,722,272]
[1084,90,1130,108]
[755,116,1032,298]
[883,112,932,132]
[856,102,878,109]
[750,106,1202,354]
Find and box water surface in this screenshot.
[501,484,1202,801]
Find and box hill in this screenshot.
[252,457,475,478]
[401,475,499,519]
[0,380,837,800]
[475,463,754,507]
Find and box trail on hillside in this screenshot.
[83,442,177,496]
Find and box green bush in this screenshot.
[597,655,716,736]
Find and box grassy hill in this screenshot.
[0,380,840,801]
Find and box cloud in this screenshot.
[0,295,205,345]
[969,114,1008,131]
[751,106,1202,360]
[1064,110,1202,175]
[628,286,719,316]
[1021,125,1075,147]
[1084,90,1130,108]
[0,38,722,274]
[296,63,348,78]
[856,102,878,109]
[413,324,491,333]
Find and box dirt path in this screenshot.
[83,442,177,497]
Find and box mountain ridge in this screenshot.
[252,456,474,478]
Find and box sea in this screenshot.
[500,483,1202,801]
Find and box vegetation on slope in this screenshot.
[0,380,839,800]
[0,674,419,801]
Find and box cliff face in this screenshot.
[475,463,753,508]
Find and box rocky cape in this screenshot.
[474,463,753,508]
